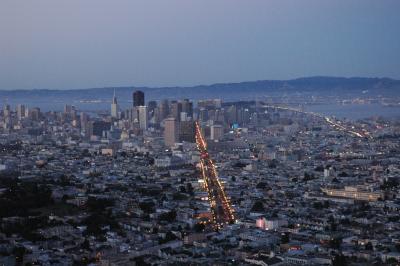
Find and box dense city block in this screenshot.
[1,91,400,265]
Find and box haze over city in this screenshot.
[1,0,400,90]
[1,1,400,266]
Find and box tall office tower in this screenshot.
[214,109,225,123]
[159,99,169,120]
[215,99,222,109]
[133,90,145,107]
[64,104,72,114]
[179,121,195,142]
[153,107,161,124]
[226,105,238,125]
[80,112,89,133]
[199,108,208,122]
[29,107,41,121]
[243,109,251,125]
[210,124,224,140]
[236,108,244,125]
[85,122,93,138]
[91,121,111,137]
[24,107,29,118]
[250,112,259,126]
[148,101,157,114]
[111,89,118,118]
[71,107,78,121]
[147,101,157,122]
[128,107,139,124]
[124,109,130,121]
[16,104,25,121]
[180,112,188,122]
[3,104,11,118]
[208,109,216,121]
[170,101,182,121]
[164,117,179,147]
[198,99,222,109]
[181,99,193,118]
[137,106,148,130]
[3,104,11,129]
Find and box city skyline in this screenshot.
[1,88,400,264]
[1,1,400,265]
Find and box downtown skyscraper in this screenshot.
[111,89,118,118]
[133,90,145,107]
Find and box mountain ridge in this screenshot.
[1,77,399,110]
[1,76,399,93]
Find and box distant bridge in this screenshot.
[261,105,372,139]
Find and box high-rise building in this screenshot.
[71,108,78,121]
[3,104,11,118]
[16,104,25,121]
[153,107,161,124]
[180,121,195,142]
[250,112,259,126]
[147,101,157,122]
[180,112,188,122]
[198,99,222,109]
[80,112,89,134]
[226,105,238,125]
[199,108,208,122]
[170,101,182,121]
[3,104,11,129]
[111,89,118,118]
[29,107,41,121]
[148,101,157,114]
[210,124,224,140]
[214,109,225,123]
[159,99,169,120]
[127,107,138,123]
[91,121,111,137]
[137,106,148,130]
[64,104,72,114]
[181,99,193,118]
[164,117,179,147]
[133,90,145,107]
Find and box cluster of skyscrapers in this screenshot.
[2,89,256,150]
[2,103,41,129]
[110,90,196,147]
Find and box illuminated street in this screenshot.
[195,121,235,228]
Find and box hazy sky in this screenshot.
[1,0,400,90]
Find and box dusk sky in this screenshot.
[1,0,400,90]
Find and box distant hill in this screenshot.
[1,77,399,110]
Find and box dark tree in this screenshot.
[0,181,53,218]
[281,232,290,244]
[186,183,194,196]
[193,223,205,232]
[332,253,347,266]
[139,201,155,213]
[159,210,177,223]
[251,201,265,212]
[329,238,342,249]
[86,197,114,212]
[81,239,91,251]
[12,246,26,264]
[256,182,267,189]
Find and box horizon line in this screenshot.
[0,75,397,92]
